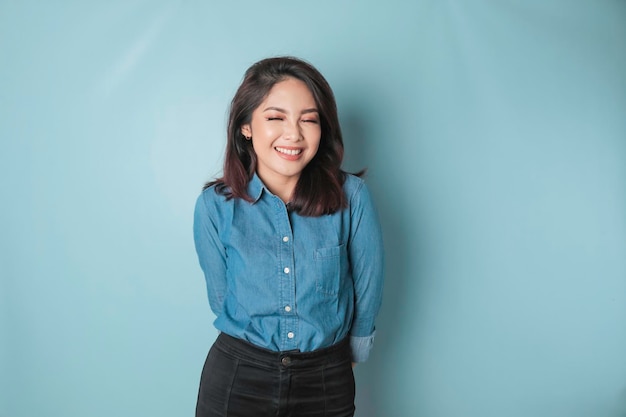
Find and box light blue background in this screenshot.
[1,1,625,416]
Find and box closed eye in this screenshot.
[266,117,283,121]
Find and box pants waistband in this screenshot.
[214,333,351,369]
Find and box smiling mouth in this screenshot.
[275,147,303,156]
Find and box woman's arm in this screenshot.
[347,180,385,363]
[193,191,228,316]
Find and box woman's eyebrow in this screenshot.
[263,106,318,114]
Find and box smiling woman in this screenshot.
[193,57,385,417]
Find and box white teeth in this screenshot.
[275,147,302,156]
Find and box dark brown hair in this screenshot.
[206,56,358,216]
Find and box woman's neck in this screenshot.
[257,173,298,204]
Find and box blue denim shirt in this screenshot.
[193,173,384,362]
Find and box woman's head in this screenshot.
[212,56,351,216]
[240,76,322,202]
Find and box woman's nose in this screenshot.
[283,120,303,141]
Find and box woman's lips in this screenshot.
[275,146,303,160]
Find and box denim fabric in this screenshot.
[193,174,384,361]
[195,333,355,417]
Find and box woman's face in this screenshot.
[241,77,321,197]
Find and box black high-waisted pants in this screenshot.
[195,333,355,417]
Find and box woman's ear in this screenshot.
[241,124,251,139]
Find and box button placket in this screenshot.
[276,201,297,350]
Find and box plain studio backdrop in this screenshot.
[1,1,625,416]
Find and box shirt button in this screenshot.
[287,332,294,339]
[284,267,290,274]
[282,236,289,242]
[284,305,291,312]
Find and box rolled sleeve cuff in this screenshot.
[349,330,376,363]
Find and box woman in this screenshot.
[193,56,384,417]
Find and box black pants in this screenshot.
[195,333,355,417]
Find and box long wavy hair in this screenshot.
[206,56,359,216]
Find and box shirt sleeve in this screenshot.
[350,331,376,363]
[348,180,385,362]
[193,190,227,317]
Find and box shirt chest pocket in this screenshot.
[314,244,348,296]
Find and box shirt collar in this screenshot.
[247,173,265,203]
